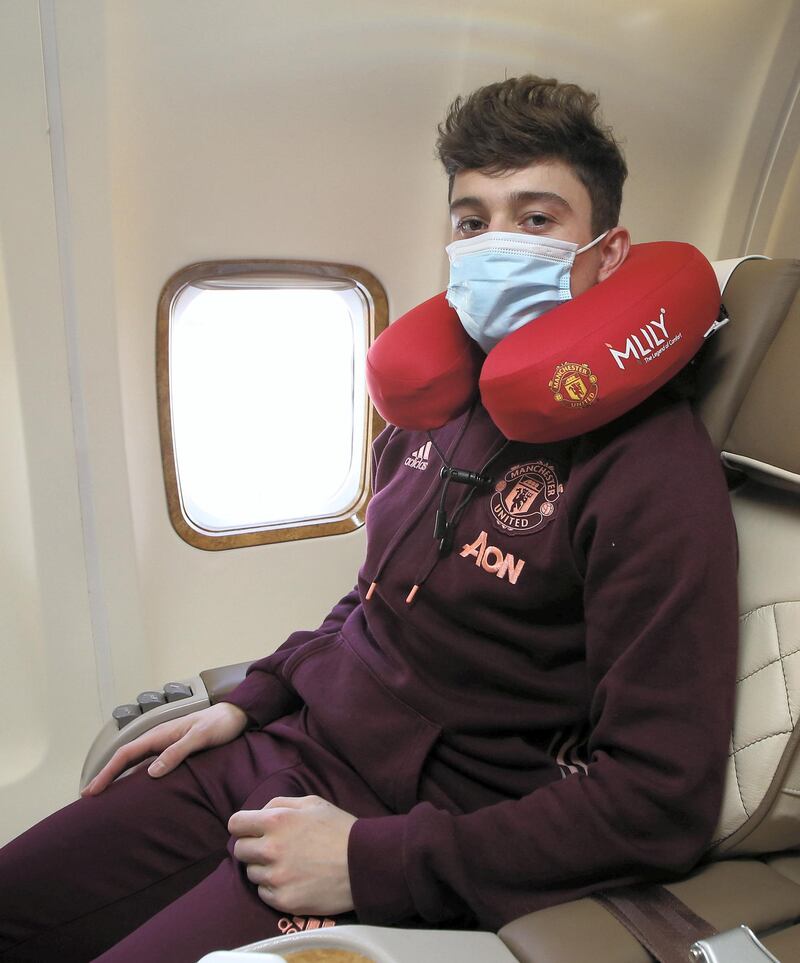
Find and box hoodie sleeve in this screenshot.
[348,400,739,929]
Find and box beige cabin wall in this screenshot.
[0,0,103,843]
[1,0,798,844]
[766,146,800,257]
[0,229,49,790]
[719,0,800,257]
[88,0,460,684]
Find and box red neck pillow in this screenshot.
[366,242,721,443]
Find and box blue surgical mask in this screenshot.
[446,230,608,353]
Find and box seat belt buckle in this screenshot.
[690,925,780,962]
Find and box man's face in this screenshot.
[449,160,605,298]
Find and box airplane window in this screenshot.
[157,261,387,549]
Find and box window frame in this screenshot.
[156,259,388,550]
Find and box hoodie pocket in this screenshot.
[286,634,441,812]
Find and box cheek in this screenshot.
[569,252,601,298]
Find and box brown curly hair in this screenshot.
[436,75,628,234]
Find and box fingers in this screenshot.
[228,794,355,917]
[228,808,270,838]
[228,796,314,837]
[81,719,191,796]
[81,704,245,798]
[146,728,204,777]
[81,735,161,796]
[264,795,318,810]
[246,863,271,885]
[233,836,272,864]
[257,884,276,907]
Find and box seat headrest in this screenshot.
[696,257,800,487]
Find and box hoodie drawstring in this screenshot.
[403,437,510,605]
[364,404,480,602]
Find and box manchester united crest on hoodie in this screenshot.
[489,460,563,535]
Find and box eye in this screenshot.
[522,213,554,231]
[454,216,487,236]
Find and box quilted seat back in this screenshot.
[695,257,800,857]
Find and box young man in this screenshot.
[0,76,738,962]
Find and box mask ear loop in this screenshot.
[575,230,610,256]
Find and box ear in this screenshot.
[596,226,631,282]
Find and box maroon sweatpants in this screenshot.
[0,711,395,962]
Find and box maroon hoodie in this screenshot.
[225,392,738,930]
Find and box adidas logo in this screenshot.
[404,440,432,471]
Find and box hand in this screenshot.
[229,796,357,916]
[81,702,248,796]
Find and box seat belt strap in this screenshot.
[593,884,718,963]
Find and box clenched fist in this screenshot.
[229,795,357,916]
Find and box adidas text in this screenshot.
[405,440,432,471]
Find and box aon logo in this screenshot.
[460,531,526,584]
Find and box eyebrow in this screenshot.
[449,190,573,214]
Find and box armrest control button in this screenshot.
[137,691,167,712]
[164,682,193,702]
[112,704,142,730]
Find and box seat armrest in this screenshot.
[200,660,252,702]
[497,860,800,963]
[498,898,651,963]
